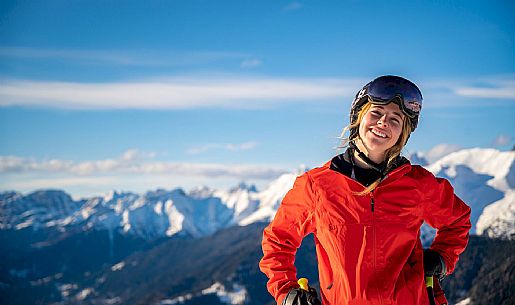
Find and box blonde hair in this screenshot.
[338,100,412,195]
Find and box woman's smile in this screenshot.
[370,128,388,138]
[358,103,405,162]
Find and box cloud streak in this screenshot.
[0,47,247,67]
[1,76,514,110]
[493,134,512,146]
[0,149,286,180]
[284,2,303,11]
[452,79,515,99]
[240,58,262,68]
[186,141,259,155]
[0,77,355,110]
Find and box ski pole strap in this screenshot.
[433,276,449,305]
[426,276,449,305]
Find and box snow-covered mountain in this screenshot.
[1,148,513,241]
[425,148,514,239]
[0,188,234,239]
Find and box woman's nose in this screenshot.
[377,114,388,127]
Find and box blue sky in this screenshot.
[0,0,514,198]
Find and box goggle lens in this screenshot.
[367,76,423,118]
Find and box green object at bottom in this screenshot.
[425,276,434,288]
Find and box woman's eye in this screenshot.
[371,111,381,116]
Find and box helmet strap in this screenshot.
[349,139,386,174]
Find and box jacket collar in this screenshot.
[329,148,410,174]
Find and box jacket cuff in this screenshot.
[438,253,447,280]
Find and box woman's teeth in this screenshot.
[371,129,387,138]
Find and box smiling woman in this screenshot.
[259,75,472,305]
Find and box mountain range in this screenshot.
[1,147,514,305]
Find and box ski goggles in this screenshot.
[365,75,423,118]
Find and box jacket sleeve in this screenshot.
[420,172,472,275]
[259,172,317,304]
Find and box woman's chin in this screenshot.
[362,138,391,155]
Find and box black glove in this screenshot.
[423,249,447,281]
[282,286,322,305]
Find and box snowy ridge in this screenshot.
[1,148,513,240]
[426,148,514,192]
[476,190,515,239]
[0,188,233,239]
[237,172,297,226]
[0,190,81,230]
[426,148,514,237]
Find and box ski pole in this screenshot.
[425,276,436,305]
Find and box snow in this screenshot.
[111,261,125,271]
[238,172,297,226]
[2,148,513,242]
[15,219,33,229]
[58,283,78,298]
[165,201,184,236]
[201,282,247,305]
[157,293,193,305]
[427,148,514,192]
[76,288,93,301]
[154,201,163,215]
[455,297,471,305]
[104,297,121,304]
[426,148,515,235]
[157,282,247,305]
[476,190,515,239]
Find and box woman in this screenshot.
[259,75,471,305]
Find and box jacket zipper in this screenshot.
[371,192,383,305]
[371,192,376,272]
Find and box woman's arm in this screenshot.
[259,172,317,304]
[421,174,472,275]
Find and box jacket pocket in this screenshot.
[392,257,426,304]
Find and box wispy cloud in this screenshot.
[0,47,247,67]
[284,2,303,11]
[1,75,513,110]
[0,149,285,180]
[423,143,463,163]
[0,77,356,110]
[186,141,259,155]
[452,79,515,99]
[6,176,118,190]
[493,134,512,146]
[240,58,262,69]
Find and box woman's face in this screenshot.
[358,102,405,157]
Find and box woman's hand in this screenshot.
[423,249,447,281]
[281,286,322,305]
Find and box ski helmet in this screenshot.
[349,75,423,140]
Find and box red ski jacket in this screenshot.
[260,160,471,305]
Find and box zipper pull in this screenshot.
[371,194,375,212]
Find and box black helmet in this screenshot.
[349,75,423,140]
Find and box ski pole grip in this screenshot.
[298,278,309,291]
[425,276,434,288]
